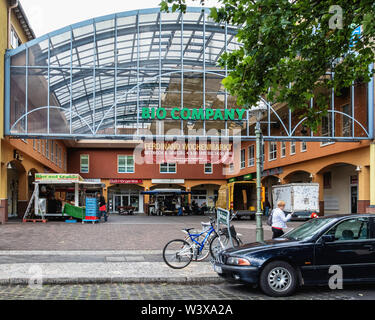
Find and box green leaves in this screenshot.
[161,0,375,131]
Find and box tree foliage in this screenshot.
[160,0,375,130]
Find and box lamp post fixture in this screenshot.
[249,100,268,243]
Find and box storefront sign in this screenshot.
[35,173,84,182]
[152,179,185,184]
[243,174,253,180]
[143,142,233,164]
[110,179,143,184]
[142,107,246,121]
[261,167,283,177]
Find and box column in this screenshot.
[358,165,370,213]
[312,173,324,216]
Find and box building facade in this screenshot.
[0,0,68,223]
[0,4,374,222]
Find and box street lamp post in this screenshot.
[249,100,267,243]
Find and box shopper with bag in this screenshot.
[97,193,108,222]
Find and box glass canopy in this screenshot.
[4,7,373,141]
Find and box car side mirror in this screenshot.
[321,235,335,244]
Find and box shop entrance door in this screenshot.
[113,194,139,213]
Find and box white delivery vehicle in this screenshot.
[272,183,320,220]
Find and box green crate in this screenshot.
[63,203,85,220]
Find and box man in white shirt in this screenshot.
[271,200,292,239]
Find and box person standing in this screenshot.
[97,193,107,222]
[271,200,292,239]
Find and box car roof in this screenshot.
[318,214,373,220]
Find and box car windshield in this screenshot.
[282,218,337,241]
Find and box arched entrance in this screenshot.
[261,175,280,208]
[191,183,221,207]
[283,170,312,184]
[107,184,144,214]
[318,163,358,215]
[6,160,26,218]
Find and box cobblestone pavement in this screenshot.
[0,282,373,300]
[0,215,304,251]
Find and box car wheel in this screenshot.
[259,261,298,297]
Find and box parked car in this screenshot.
[213,214,375,297]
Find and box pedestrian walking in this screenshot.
[97,193,108,222]
[271,200,292,239]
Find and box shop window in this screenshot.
[323,172,332,189]
[160,163,176,174]
[240,149,246,169]
[204,163,213,174]
[248,145,254,167]
[269,142,277,161]
[80,154,89,173]
[281,142,286,158]
[118,155,134,173]
[290,141,296,155]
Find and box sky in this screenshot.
[20,0,220,37]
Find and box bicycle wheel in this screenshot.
[163,239,193,269]
[209,233,239,260]
[185,234,212,262]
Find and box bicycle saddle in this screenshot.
[182,228,195,233]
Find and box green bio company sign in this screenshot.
[142,107,246,121]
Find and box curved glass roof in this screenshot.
[7,7,242,138]
[5,7,373,141]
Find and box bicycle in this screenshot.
[209,211,243,261]
[162,217,242,269]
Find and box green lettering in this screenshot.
[171,108,180,120]
[156,108,167,120]
[205,108,214,120]
[236,109,246,120]
[225,109,235,120]
[142,107,151,119]
[191,109,205,120]
[180,109,191,120]
[213,109,224,120]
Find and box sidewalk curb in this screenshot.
[0,276,225,286]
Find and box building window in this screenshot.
[204,163,213,174]
[301,141,307,152]
[37,140,41,153]
[46,140,49,159]
[118,155,135,173]
[10,27,21,49]
[41,140,45,156]
[281,142,286,158]
[248,145,255,167]
[55,143,58,164]
[80,155,89,173]
[240,149,246,169]
[58,147,62,168]
[323,172,332,189]
[229,163,234,174]
[342,104,353,137]
[33,139,36,150]
[269,142,277,161]
[321,115,335,146]
[290,141,296,155]
[262,141,265,162]
[64,152,67,171]
[160,163,176,174]
[50,141,54,162]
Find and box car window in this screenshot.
[325,218,369,241]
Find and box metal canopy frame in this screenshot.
[4,7,374,142]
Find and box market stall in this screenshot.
[141,189,190,216]
[23,173,104,222]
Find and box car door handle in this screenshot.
[363,244,375,251]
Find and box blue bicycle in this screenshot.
[162,217,240,269]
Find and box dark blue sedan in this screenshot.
[213,214,375,297]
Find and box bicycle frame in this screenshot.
[185,226,216,253]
